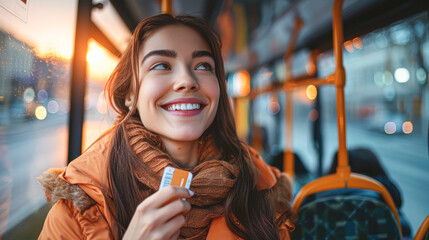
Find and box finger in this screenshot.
[159,214,186,239]
[145,186,193,209]
[156,198,191,223]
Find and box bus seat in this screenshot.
[292,195,401,240]
[414,214,429,240]
[292,172,403,239]
[300,188,412,238]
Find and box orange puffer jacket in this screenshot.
[37,132,292,240]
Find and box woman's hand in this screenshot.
[123,186,194,240]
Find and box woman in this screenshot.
[38,14,295,240]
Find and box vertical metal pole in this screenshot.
[307,49,324,177]
[282,18,303,178]
[68,0,92,163]
[162,0,172,14]
[284,46,294,178]
[284,92,294,178]
[332,0,349,173]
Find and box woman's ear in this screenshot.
[125,94,135,108]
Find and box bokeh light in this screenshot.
[35,105,47,120]
[352,37,363,49]
[416,68,427,84]
[37,89,48,103]
[306,85,317,100]
[233,70,251,97]
[268,101,280,115]
[23,88,35,103]
[384,122,396,134]
[394,68,410,83]
[383,71,393,85]
[344,40,354,53]
[47,100,59,114]
[402,121,413,134]
[374,72,383,87]
[309,109,319,121]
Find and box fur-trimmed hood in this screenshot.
[37,132,113,215]
[37,168,96,212]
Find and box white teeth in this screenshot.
[167,103,201,111]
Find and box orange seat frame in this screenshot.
[414,214,429,240]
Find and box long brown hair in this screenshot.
[105,14,289,239]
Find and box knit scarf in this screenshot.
[126,118,240,239]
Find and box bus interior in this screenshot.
[0,0,428,239]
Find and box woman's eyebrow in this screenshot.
[142,49,176,64]
[192,50,214,60]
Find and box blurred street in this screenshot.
[0,112,111,233]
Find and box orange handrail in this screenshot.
[282,16,303,178]
[332,0,348,174]
[161,0,172,14]
[414,214,429,240]
[283,74,334,90]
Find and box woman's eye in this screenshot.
[196,63,213,72]
[150,63,170,70]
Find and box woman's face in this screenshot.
[135,24,220,143]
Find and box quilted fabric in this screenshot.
[292,195,402,240]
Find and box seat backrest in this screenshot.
[292,172,403,239]
[292,194,402,240]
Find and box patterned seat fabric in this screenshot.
[292,195,402,240]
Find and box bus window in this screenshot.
[0,0,77,235]
[82,3,130,150]
[82,39,117,149]
[251,53,317,182]
[318,12,428,234]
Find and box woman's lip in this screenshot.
[165,109,203,117]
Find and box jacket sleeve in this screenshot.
[247,145,295,238]
[39,199,113,240]
[39,200,84,240]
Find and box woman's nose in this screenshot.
[173,67,200,92]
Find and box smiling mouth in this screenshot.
[163,103,204,111]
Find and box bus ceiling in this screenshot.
[108,0,226,30]
[107,0,427,55]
